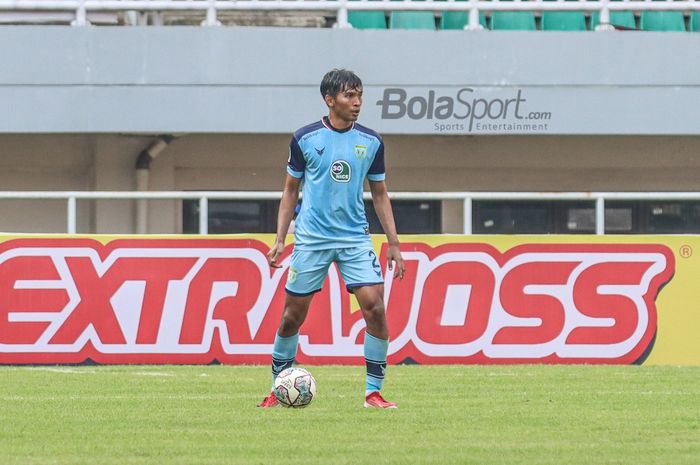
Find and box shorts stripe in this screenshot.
[285,287,322,297]
[346,281,384,293]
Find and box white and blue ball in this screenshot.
[274,367,317,408]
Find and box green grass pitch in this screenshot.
[1,365,699,465]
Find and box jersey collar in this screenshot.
[322,116,354,133]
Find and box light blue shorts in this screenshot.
[285,246,384,296]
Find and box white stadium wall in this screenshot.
[0,27,699,233]
[0,27,699,135]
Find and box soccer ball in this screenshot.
[274,367,317,408]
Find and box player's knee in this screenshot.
[361,300,386,323]
[280,308,305,334]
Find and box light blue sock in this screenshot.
[271,332,299,389]
[364,332,389,396]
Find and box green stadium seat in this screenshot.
[539,0,585,31]
[433,0,486,30]
[541,12,587,31]
[348,11,387,29]
[640,11,686,32]
[439,11,487,30]
[490,11,536,30]
[590,11,636,30]
[390,11,436,30]
[690,11,700,32]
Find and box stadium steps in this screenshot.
[160,10,329,27]
[1,2,699,31]
[0,12,119,25]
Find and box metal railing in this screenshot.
[0,0,698,28]
[4,190,700,234]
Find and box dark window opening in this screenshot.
[364,200,442,234]
[183,199,280,234]
[473,201,596,234]
[605,201,700,234]
[473,200,700,235]
[183,199,441,234]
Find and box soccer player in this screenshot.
[258,69,405,409]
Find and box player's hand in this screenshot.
[267,241,285,268]
[387,244,405,280]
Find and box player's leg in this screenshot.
[259,249,331,408]
[259,293,314,408]
[352,284,396,409]
[260,292,310,391]
[339,247,397,409]
[272,292,313,376]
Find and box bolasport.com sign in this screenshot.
[375,87,553,134]
[1,236,691,366]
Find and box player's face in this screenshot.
[327,86,363,125]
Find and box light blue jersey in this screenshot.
[287,117,386,251]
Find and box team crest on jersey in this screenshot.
[354,145,367,160]
[330,160,351,183]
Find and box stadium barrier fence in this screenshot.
[4,190,700,234]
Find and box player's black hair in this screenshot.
[320,69,363,99]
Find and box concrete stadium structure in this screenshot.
[1,27,699,234]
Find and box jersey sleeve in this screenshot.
[287,136,305,178]
[367,139,386,182]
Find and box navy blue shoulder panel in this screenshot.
[293,120,325,141]
[353,123,383,143]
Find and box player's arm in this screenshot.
[268,174,301,268]
[369,180,404,279]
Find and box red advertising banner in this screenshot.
[0,236,679,365]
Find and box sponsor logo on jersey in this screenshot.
[330,160,351,183]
